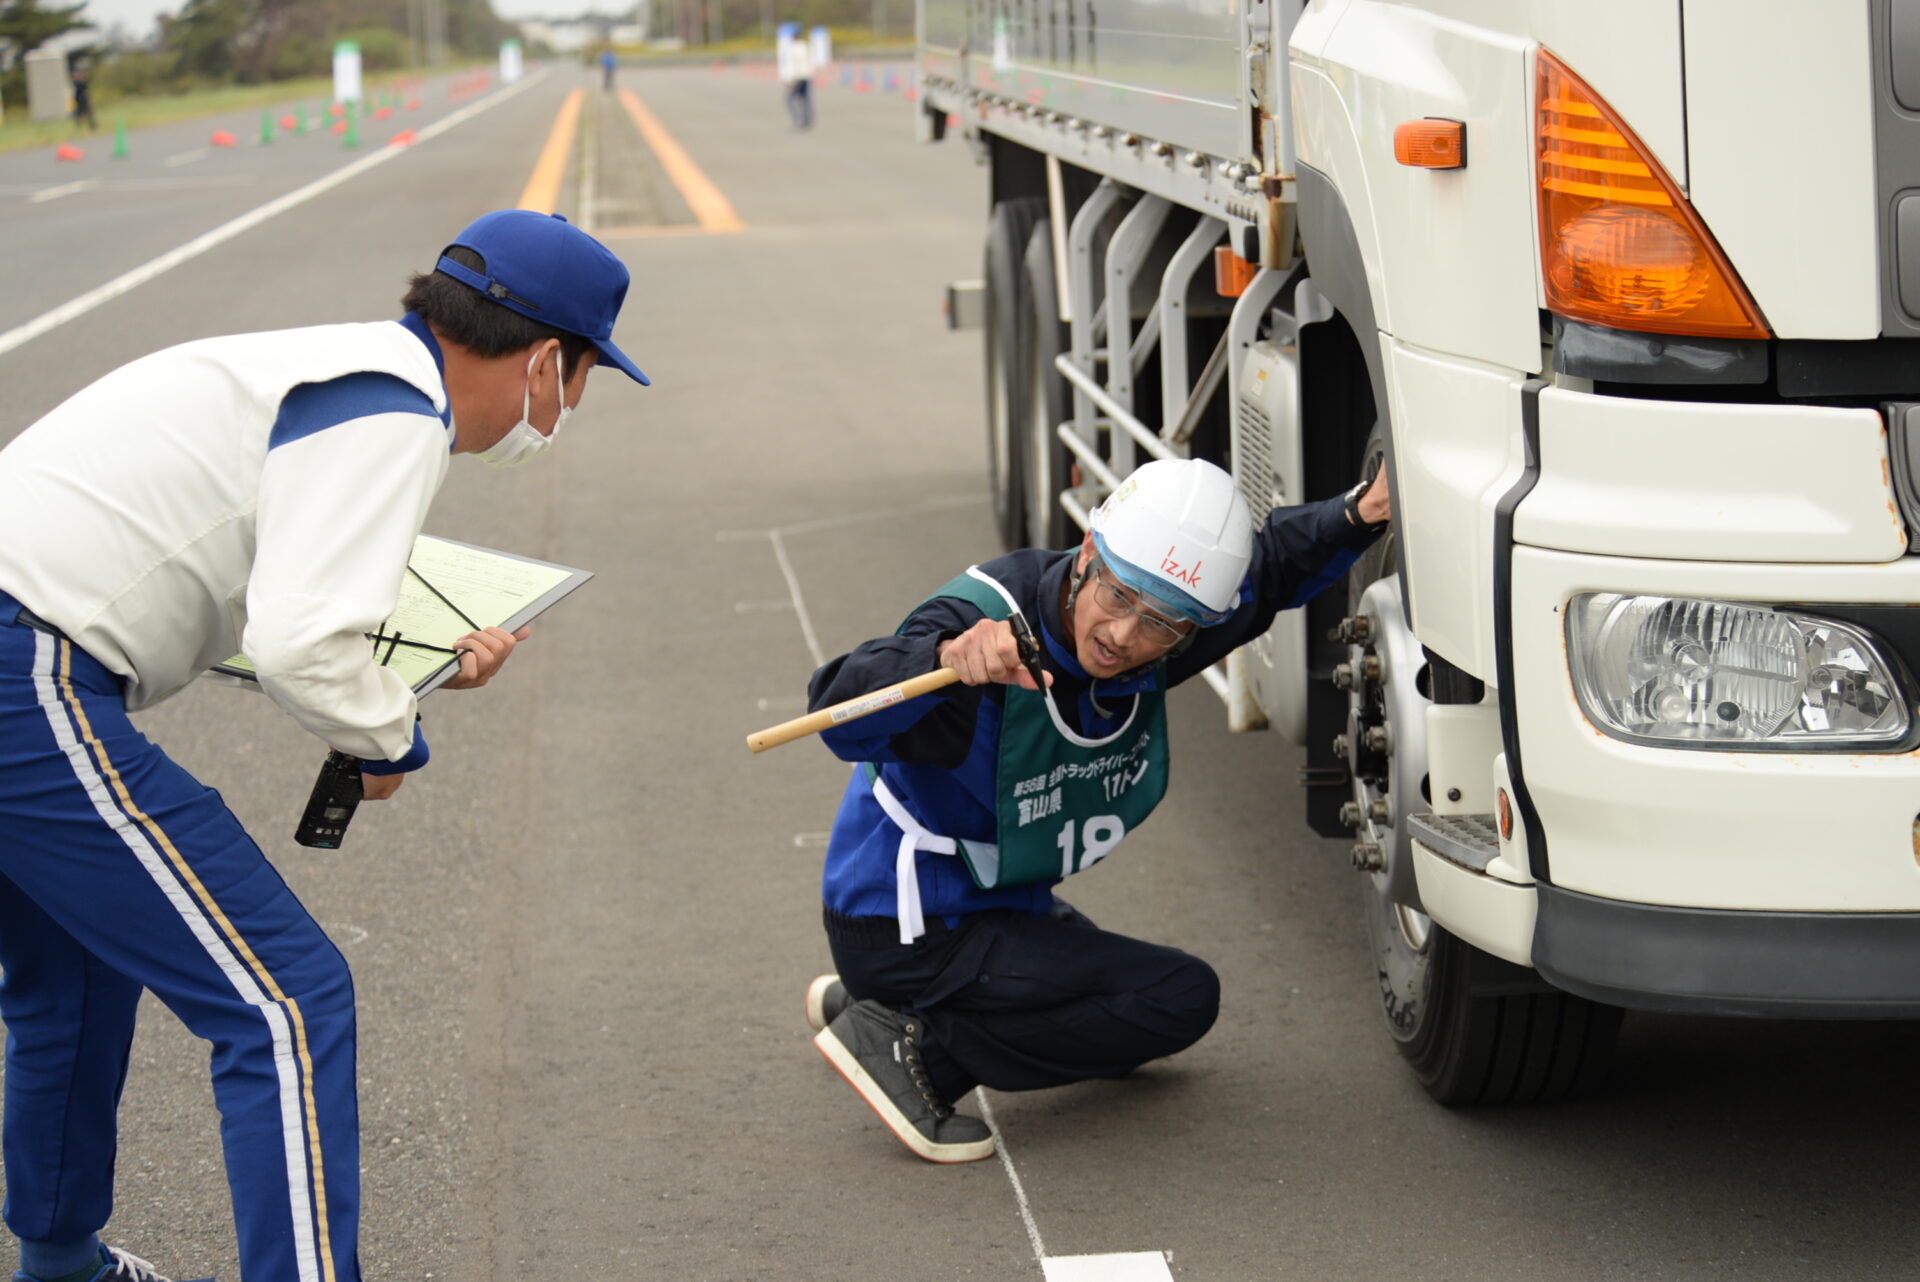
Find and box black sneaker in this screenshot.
[814,1000,995,1163]
[804,973,853,1033]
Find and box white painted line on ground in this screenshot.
[5,177,253,195]
[319,922,370,946]
[767,529,825,667]
[756,695,806,711]
[0,69,546,362]
[713,493,985,542]
[29,179,97,203]
[163,148,209,167]
[976,1092,1051,1267]
[97,176,257,191]
[791,832,830,847]
[1041,1253,1176,1281]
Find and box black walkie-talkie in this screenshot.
[295,750,364,849]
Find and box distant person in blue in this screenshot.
[599,46,617,92]
[779,27,815,128]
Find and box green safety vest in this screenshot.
[876,566,1171,893]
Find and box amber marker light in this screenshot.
[1394,118,1465,169]
[1214,245,1258,297]
[1537,49,1770,340]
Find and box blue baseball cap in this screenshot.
[435,210,650,386]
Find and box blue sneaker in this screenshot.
[14,1246,216,1282]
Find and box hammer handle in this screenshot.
[747,668,961,753]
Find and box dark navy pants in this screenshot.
[0,599,360,1282]
[826,904,1221,1101]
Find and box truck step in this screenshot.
[1408,812,1501,873]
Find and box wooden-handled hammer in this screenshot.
[746,614,1046,754]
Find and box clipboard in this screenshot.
[215,534,593,696]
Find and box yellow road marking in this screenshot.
[594,223,742,240]
[616,87,745,233]
[519,89,583,213]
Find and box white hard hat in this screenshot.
[1089,458,1254,626]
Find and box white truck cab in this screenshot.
[919,0,1920,1102]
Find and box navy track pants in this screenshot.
[0,604,360,1282]
[827,904,1222,1101]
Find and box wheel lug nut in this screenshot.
[1364,725,1391,755]
[1338,800,1362,829]
[1349,841,1383,871]
[1369,798,1390,824]
[1331,733,1351,760]
[1328,615,1373,645]
[1332,662,1356,691]
[1362,654,1381,682]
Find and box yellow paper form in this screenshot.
[217,535,591,694]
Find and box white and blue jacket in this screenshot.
[0,313,457,771]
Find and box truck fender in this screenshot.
[1295,160,1410,628]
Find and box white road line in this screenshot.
[97,175,257,191]
[791,832,830,847]
[0,69,546,363]
[1042,1253,1176,1281]
[164,148,209,167]
[767,529,825,667]
[6,176,254,195]
[29,179,97,203]
[977,1092,1050,1265]
[715,493,985,543]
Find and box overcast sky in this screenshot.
[79,0,616,42]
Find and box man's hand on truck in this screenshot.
[1347,464,1392,528]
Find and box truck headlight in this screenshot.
[1566,594,1910,749]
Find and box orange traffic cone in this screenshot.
[55,143,84,161]
[210,130,238,147]
[388,129,416,147]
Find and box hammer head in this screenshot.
[1009,613,1046,692]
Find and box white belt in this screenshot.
[869,773,956,944]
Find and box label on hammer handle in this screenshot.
[830,688,906,723]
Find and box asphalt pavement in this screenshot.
[2,58,1919,1282]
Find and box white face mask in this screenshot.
[476,349,571,468]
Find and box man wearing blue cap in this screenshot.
[0,210,646,1282]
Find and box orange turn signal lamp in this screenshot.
[1214,245,1258,298]
[1394,118,1465,169]
[1536,48,1769,341]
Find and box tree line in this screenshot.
[0,0,519,106]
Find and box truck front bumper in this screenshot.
[1534,885,1920,1017]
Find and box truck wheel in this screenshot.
[1021,217,1076,549]
[1342,441,1622,1105]
[984,198,1046,551]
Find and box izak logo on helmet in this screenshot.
[1160,546,1204,588]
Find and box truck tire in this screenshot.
[984,198,1046,551]
[1021,218,1076,550]
[1342,438,1622,1105]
